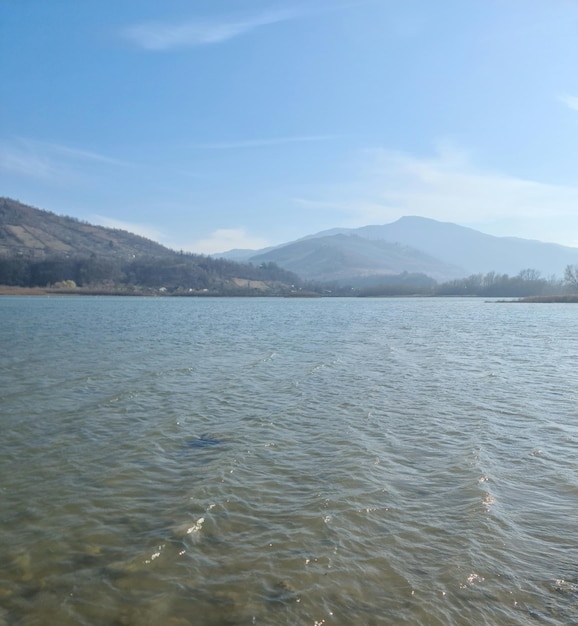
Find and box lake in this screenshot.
[1,296,577,625]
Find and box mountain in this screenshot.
[212,246,276,262]
[7,196,577,290]
[0,197,174,259]
[250,233,463,283]
[306,217,578,277]
[219,216,578,281]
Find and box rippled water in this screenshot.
[1,296,577,625]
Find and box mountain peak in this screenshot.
[220,215,578,280]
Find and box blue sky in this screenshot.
[3,0,578,253]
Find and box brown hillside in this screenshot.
[0,197,176,259]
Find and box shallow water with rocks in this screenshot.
[1,296,577,625]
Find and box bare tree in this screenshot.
[564,265,578,292]
[518,268,542,282]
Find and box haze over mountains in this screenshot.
[3,197,578,288]
[218,217,578,283]
[249,234,462,283]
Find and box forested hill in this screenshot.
[0,198,302,294]
[0,197,174,259]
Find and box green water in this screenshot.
[1,296,577,625]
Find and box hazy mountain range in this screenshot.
[3,196,578,286]
[217,216,578,283]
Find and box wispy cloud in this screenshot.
[0,138,126,182]
[121,1,379,50]
[0,143,60,181]
[192,135,344,150]
[190,228,270,254]
[558,93,578,112]
[38,141,126,166]
[297,143,578,228]
[122,8,300,50]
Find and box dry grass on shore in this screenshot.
[0,286,54,296]
[516,294,578,303]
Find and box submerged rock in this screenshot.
[185,434,223,449]
[268,580,299,605]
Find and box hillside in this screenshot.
[0,197,174,259]
[309,217,578,277]
[218,216,578,281]
[250,233,463,283]
[5,197,575,294]
[0,198,301,294]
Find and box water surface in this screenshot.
[1,296,577,625]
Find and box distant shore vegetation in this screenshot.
[2,253,578,299]
[0,253,305,296]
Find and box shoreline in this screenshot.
[2,286,578,302]
[0,286,155,297]
[499,295,578,303]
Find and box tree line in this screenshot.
[0,252,302,293]
[2,252,578,297]
[358,269,569,297]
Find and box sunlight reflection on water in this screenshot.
[1,296,577,625]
